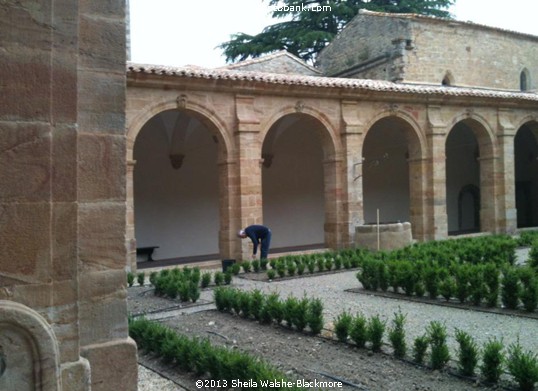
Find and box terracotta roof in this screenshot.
[127,62,538,101]
[218,50,321,74]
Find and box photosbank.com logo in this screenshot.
[273,3,332,12]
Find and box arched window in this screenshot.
[442,71,454,86]
[520,68,530,91]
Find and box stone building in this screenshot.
[126,11,538,268]
[0,1,137,390]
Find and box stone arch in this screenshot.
[127,97,233,162]
[126,97,233,268]
[445,113,497,234]
[361,110,427,239]
[260,105,342,250]
[0,300,60,391]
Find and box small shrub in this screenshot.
[127,272,135,287]
[251,260,260,273]
[241,261,252,273]
[231,263,241,276]
[287,262,296,276]
[269,259,277,270]
[297,262,305,275]
[260,258,268,270]
[149,271,158,286]
[316,257,325,272]
[368,315,386,352]
[520,267,538,312]
[388,310,407,359]
[267,269,276,280]
[424,265,440,300]
[413,335,429,365]
[239,291,252,318]
[307,298,324,335]
[137,272,145,286]
[250,289,264,321]
[529,241,538,269]
[507,341,538,391]
[224,271,233,285]
[483,263,500,307]
[481,337,504,384]
[439,276,456,302]
[455,264,471,304]
[334,256,342,270]
[334,311,353,343]
[266,292,283,324]
[201,272,212,288]
[188,281,201,302]
[325,258,334,271]
[502,267,521,310]
[307,260,316,274]
[349,314,368,348]
[427,321,450,370]
[277,262,286,278]
[214,271,224,286]
[283,296,298,328]
[455,328,479,377]
[293,296,309,332]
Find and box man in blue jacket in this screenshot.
[238,225,272,260]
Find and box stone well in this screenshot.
[355,222,413,251]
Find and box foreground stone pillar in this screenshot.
[426,106,449,240]
[495,110,517,233]
[0,1,137,390]
[340,101,365,247]
[235,95,263,260]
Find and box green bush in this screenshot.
[424,264,440,300]
[251,260,260,273]
[368,315,386,352]
[502,267,521,310]
[530,242,538,269]
[241,261,251,273]
[283,296,298,328]
[231,263,241,275]
[480,337,504,384]
[483,263,500,307]
[137,272,145,286]
[455,329,479,376]
[427,321,450,370]
[519,267,538,312]
[266,292,283,324]
[413,335,429,365]
[214,271,224,286]
[349,314,368,348]
[507,341,538,391]
[334,311,353,343]
[307,298,324,335]
[267,269,276,280]
[201,272,212,288]
[439,275,456,302]
[260,258,268,270]
[388,310,407,359]
[127,272,135,287]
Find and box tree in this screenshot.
[219,0,455,64]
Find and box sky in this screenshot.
[129,0,538,68]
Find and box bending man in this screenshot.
[238,225,272,260]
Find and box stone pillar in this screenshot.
[495,110,517,233]
[235,95,262,260]
[323,156,345,249]
[478,154,498,233]
[340,101,365,247]
[126,160,137,271]
[218,158,238,259]
[408,157,429,241]
[77,0,138,390]
[426,106,449,240]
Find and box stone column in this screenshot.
[126,160,137,271]
[408,157,429,241]
[495,109,517,233]
[340,101,365,247]
[323,156,345,249]
[426,106,449,240]
[218,158,237,259]
[234,95,262,260]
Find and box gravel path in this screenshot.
[135,246,537,389]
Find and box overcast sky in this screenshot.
[129,0,538,68]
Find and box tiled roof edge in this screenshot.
[127,62,538,101]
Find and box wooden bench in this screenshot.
[136,246,159,262]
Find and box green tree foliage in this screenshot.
[220,0,455,63]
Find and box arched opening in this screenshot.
[515,122,538,228]
[262,113,327,251]
[458,184,480,233]
[442,71,454,86]
[362,117,422,227]
[520,68,530,91]
[446,120,493,235]
[133,109,221,264]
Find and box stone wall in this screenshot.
[317,11,538,90]
[0,1,137,390]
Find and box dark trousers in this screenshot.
[260,229,272,259]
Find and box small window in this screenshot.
[442,71,454,86]
[520,68,530,91]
